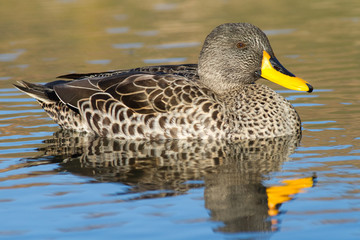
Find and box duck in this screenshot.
[14,23,313,140]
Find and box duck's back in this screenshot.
[15,64,228,139]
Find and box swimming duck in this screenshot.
[15,23,313,140]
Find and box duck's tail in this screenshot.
[14,81,59,104]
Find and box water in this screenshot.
[1,0,360,239]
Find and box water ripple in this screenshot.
[86,59,111,65]
[286,94,318,101]
[293,103,324,107]
[298,145,353,151]
[112,43,143,49]
[153,3,177,11]
[136,30,159,36]
[0,49,26,62]
[143,57,187,64]
[106,27,129,34]
[264,29,295,36]
[0,109,44,115]
[154,42,201,49]
[303,121,337,125]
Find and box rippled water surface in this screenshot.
[1,0,360,239]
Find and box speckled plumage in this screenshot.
[15,23,304,140]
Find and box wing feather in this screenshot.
[51,67,205,116]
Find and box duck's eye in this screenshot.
[236,42,246,49]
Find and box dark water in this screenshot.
[1,0,360,239]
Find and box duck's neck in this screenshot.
[198,76,254,96]
[197,53,256,94]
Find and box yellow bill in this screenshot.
[261,51,313,93]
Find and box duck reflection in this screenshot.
[35,131,314,233]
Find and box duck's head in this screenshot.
[198,23,313,94]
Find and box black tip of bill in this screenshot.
[306,83,313,93]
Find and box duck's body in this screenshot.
[15,23,312,140]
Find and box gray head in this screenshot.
[198,23,313,94]
[198,23,275,93]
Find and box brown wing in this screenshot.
[53,71,206,115]
[57,64,198,80]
